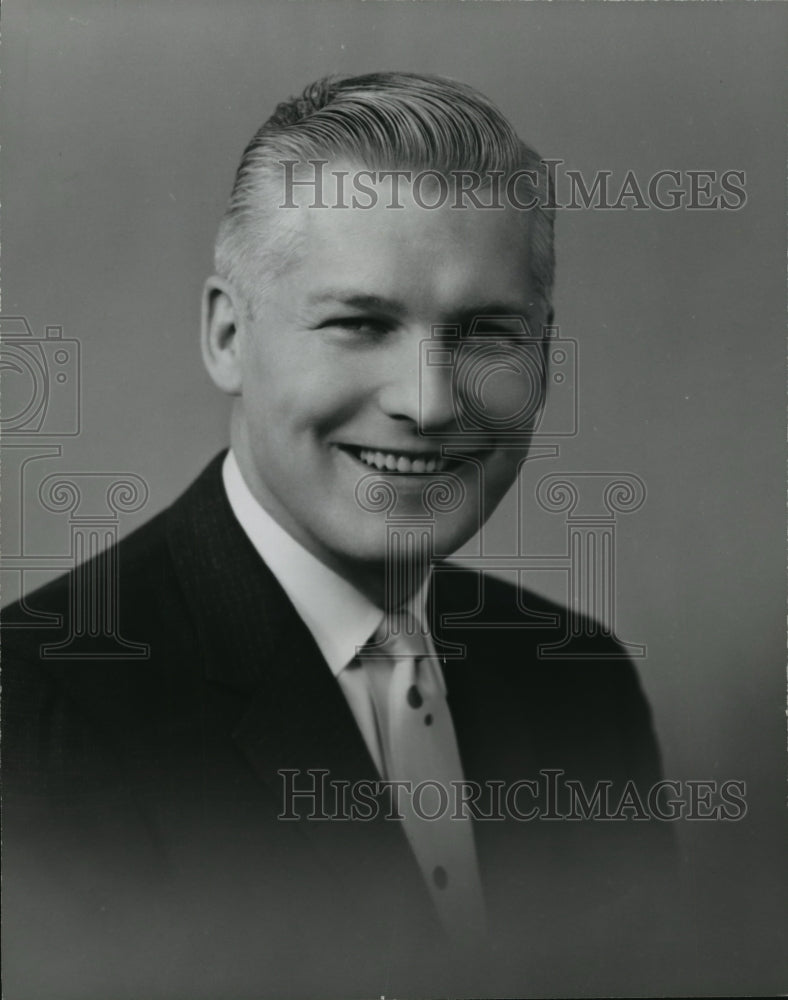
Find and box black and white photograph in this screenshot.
[1,2,786,997]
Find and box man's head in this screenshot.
[202,72,556,600]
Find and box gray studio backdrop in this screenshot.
[2,1,786,992]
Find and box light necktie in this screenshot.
[370,609,487,946]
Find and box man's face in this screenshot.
[230,168,544,584]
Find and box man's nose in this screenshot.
[376,334,457,432]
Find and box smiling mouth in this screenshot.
[338,445,489,475]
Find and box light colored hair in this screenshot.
[214,72,555,318]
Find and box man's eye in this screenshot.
[320,317,389,336]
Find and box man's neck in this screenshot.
[228,437,429,611]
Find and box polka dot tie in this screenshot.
[375,612,486,946]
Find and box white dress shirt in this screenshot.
[222,450,485,940]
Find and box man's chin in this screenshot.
[324,514,482,567]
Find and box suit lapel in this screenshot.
[164,454,435,919]
[165,452,381,787]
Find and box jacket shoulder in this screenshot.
[2,452,228,661]
[2,504,172,659]
[436,563,635,660]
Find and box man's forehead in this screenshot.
[257,159,536,309]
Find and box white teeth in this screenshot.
[354,448,446,473]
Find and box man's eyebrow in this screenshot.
[306,290,407,316]
[305,291,533,323]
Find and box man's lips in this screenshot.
[336,443,493,475]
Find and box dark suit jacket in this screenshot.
[2,453,674,999]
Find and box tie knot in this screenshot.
[373,608,432,660]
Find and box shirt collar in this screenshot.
[222,450,430,676]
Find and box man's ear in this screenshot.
[201,275,245,395]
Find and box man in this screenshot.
[3,73,672,998]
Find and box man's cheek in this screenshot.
[480,368,542,428]
[451,371,527,438]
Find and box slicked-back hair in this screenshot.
[214,72,555,318]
